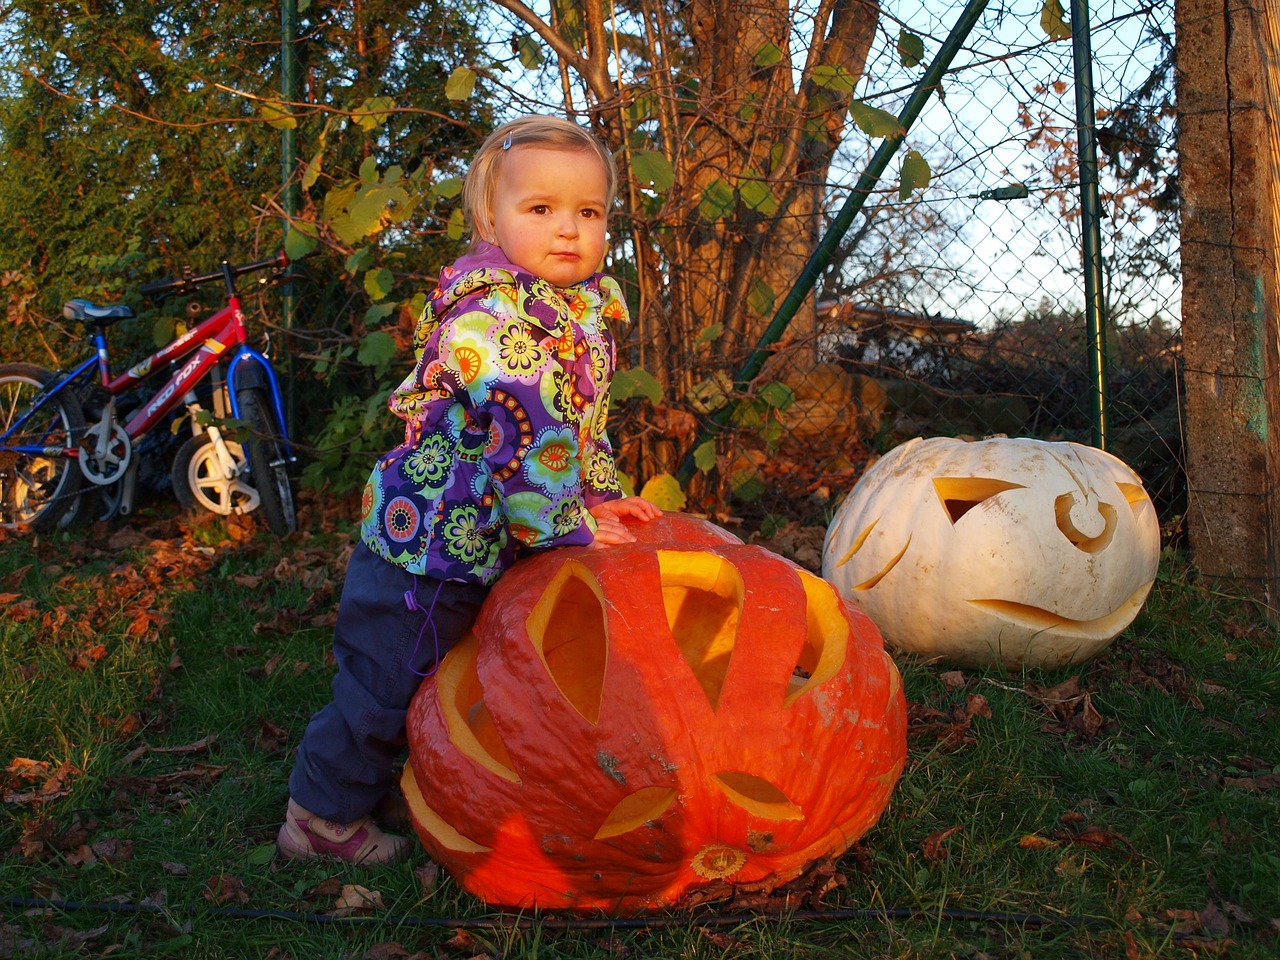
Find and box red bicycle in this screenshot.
[0,253,297,535]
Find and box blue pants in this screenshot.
[288,541,489,824]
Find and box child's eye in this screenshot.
[531,205,549,215]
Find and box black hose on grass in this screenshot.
[2,896,1166,936]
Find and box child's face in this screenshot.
[489,146,609,287]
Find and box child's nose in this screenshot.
[557,213,579,237]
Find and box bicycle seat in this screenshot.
[62,298,136,325]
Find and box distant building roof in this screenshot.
[818,300,975,339]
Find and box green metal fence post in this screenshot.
[676,0,992,484]
[281,0,298,433]
[1070,0,1110,449]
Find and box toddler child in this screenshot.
[277,115,660,865]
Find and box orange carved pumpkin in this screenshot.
[402,512,906,914]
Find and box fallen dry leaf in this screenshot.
[90,837,133,863]
[965,693,992,720]
[921,825,963,862]
[204,873,249,905]
[362,942,413,960]
[414,860,440,894]
[257,718,289,752]
[1018,834,1061,850]
[332,883,384,917]
[1223,773,1280,793]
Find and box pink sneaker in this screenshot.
[276,800,412,865]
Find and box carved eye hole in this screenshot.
[437,634,519,783]
[525,559,608,726]
[1054,493,1117,553]
[1115,482,1153,521]
[933,477,1024,523]
[787,570,849,707]
[712,771,803,821]
[658,550,742,712]
[594,786,678,839]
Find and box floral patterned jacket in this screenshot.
[359,242,626,583]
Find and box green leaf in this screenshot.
[323,181,358,221]
[354,95,395,131]
[849,101,903,139]
[760,513,790,538]
[898,29,925,68]
[445,66,476,101]
[810,64,857,96]
[329,213,359,246]
[754,41,784,67]
[1040,0,1071,40]
[517,33,544,69]
[639,473,687,512]
[695,322,723,345]
[630,150,675,193]
[363,266,394,301]
[447,208,466,241]
[698,178,736,220]
[348,188,389,238]
[739,178,778,215]
[730,469,766,502]
[610,366,663,404]
[364,302,396,324]
[758,381,794,410]
[357,330,397,368]
[900,149,932,201]
[245,843,277,866]
[746,277,775,318]
[345,247,374,274]
[432,176,463,199]
[359,156,380,185]
[259,102,295,130]
[618,469,636,498]
[284,225,317,261]
[689,372,733,414]
[300,149,323,191]
[152,315,177,348]
[693,439,717,473]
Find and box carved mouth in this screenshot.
[965,587,1153,637]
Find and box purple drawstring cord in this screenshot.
[404,576,447,677]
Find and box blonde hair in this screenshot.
[462,115,618,247]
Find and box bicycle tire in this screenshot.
[235,387,296,536]
[0,363,91,531]
[171,434,258,517]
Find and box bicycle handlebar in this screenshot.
[138,251,289,302]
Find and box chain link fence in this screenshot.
[650,0,1183,545]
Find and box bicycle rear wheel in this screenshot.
[0,363,90,531]
[235,387,296,536]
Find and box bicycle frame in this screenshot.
[1,294,290,466]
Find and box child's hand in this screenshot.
[587,497,661,546]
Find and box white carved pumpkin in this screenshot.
[821,437,1161,669]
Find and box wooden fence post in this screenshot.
[1176,0,1280,613]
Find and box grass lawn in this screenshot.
[1,492,1277,958]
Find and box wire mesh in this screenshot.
[681,0,1184,538]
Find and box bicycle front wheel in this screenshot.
[0,363,89,531]
[235,387,296,536]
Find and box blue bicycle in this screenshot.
[0,254,297,535]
